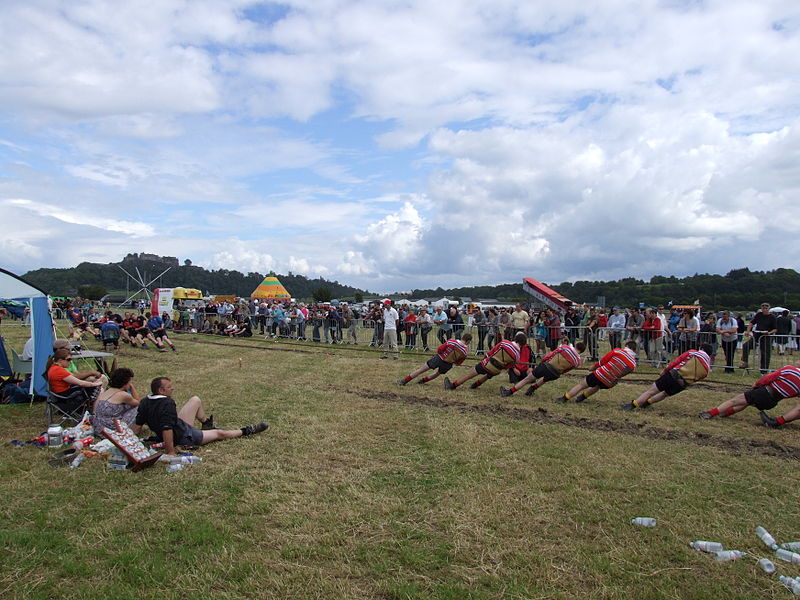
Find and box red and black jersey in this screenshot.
[755,366,800,399]
[436,339,470,365]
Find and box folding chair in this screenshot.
[45,387,93,427]
[100,321,121,352]
[11,348,33,380]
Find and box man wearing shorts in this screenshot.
[132,377,268,455]
[621,344,712,411]
[499,341,586,397]
[397,333,472,385]
[698,362,800,425]
[443,332,525,390]
[553,341,638,403]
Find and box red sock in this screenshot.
[723,407,736,417]
[510,386,518,393]
[778,416,787,426]
[404,376,412,383]
[709,408,720,417]
[420,376,429,383]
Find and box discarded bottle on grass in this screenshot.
[631,517,656,527]
[168,455,203,466]
[758,558,776,574]
[776,549,800,564]
[782,542,800,551]
[69,453,86,469]
[689,541,723,553]
[779,576,800,595]
[755,526,779,550]
[166,463,184,473]
[714,550,745,562]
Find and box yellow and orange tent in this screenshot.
[251,276,292,300]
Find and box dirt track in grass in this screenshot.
[343,386,800,461]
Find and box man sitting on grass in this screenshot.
[553,341,638,404]
[698,362,800,427]
[620,344,712,411]
[443,332,525,390]
[397,333,472,385]
[500,341,585,397]
[131,376,268,455]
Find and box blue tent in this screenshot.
[0,268,54,396]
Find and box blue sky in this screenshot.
[2,0,799,294]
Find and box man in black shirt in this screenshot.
[740,303,777,373]
[132,377,268,455]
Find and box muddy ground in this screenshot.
[345,386,800,461]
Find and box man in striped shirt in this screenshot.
[621,344,712,411]
[499,341,586,397]
[397,333,473,386]
[699,362,800,426]
[554,341,638,403]
[444,332,525,390]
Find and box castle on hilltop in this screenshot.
[121,253,179,267]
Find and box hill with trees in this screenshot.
[22,257,800,310]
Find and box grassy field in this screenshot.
[1,321,799,599]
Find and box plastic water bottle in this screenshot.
[166,463,184,473]
[689,541,723,553]
[776,548,800,564]
[779,576,800,595]
[758,558,776,574]
[755,526,778,550]
[782,542,800,551]
[69,453,86,469]
[631,517,656,527]
[168,455,203,465]
[714,550,745,562]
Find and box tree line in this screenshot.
[22,259,800,310]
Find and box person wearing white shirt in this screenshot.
[381,300,400,360]
[716,311,739,374]
[607,308,626,349]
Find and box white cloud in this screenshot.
[1,0,799,293]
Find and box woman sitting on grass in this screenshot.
[93,368,140,435]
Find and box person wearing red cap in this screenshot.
[381,300,400,359]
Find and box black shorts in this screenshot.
[152,329,165,339]
[426,355,453,374]
[654,370,687,397]
[475,362,497,378]
[585,372,611,390]
[744,386,781,411]
[533,362,560,383]
[174,420,204,446]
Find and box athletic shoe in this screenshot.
[573,393,586,403]
[201,414,217,430]
[159,346,168,352]
[171,346,177,352]
[469,382,480,389]
[416,379,426,384]
[553,396,567,404]
[242,422,269,436]
[380,356,388,359]
[620,402,635,412]
[524,386,536,397]
[397,378,407,386]
[698,411,713,420]
[499,387,513,397]
[760,411,780,428]
[443,377,455,390]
